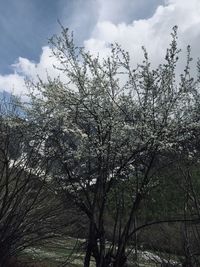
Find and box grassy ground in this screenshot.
[19,237,87,266]
[17,237,181,267]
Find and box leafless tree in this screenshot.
[0,94,65,266]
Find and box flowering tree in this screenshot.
[28,26,200,267]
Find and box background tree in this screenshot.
[0,94,66,267]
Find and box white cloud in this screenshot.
[13,46,63,81]
[85,0,200,72]
[0,46,67,96]
[0,73,26,96]
[96,0,165,23]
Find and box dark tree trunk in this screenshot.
[84,242,92,267]
[84,220,99,267]
[112,254,127,267]
[110,245,128,267]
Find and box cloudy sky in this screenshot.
[0,0,200,96]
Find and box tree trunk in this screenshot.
[84,220,96,267]
[112,254,127,267]
[112,246,127,267]
[84,242,92,267]
[84,220,100,267]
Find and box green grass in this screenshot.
[20,237,86,266]
[19,237,181,266]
